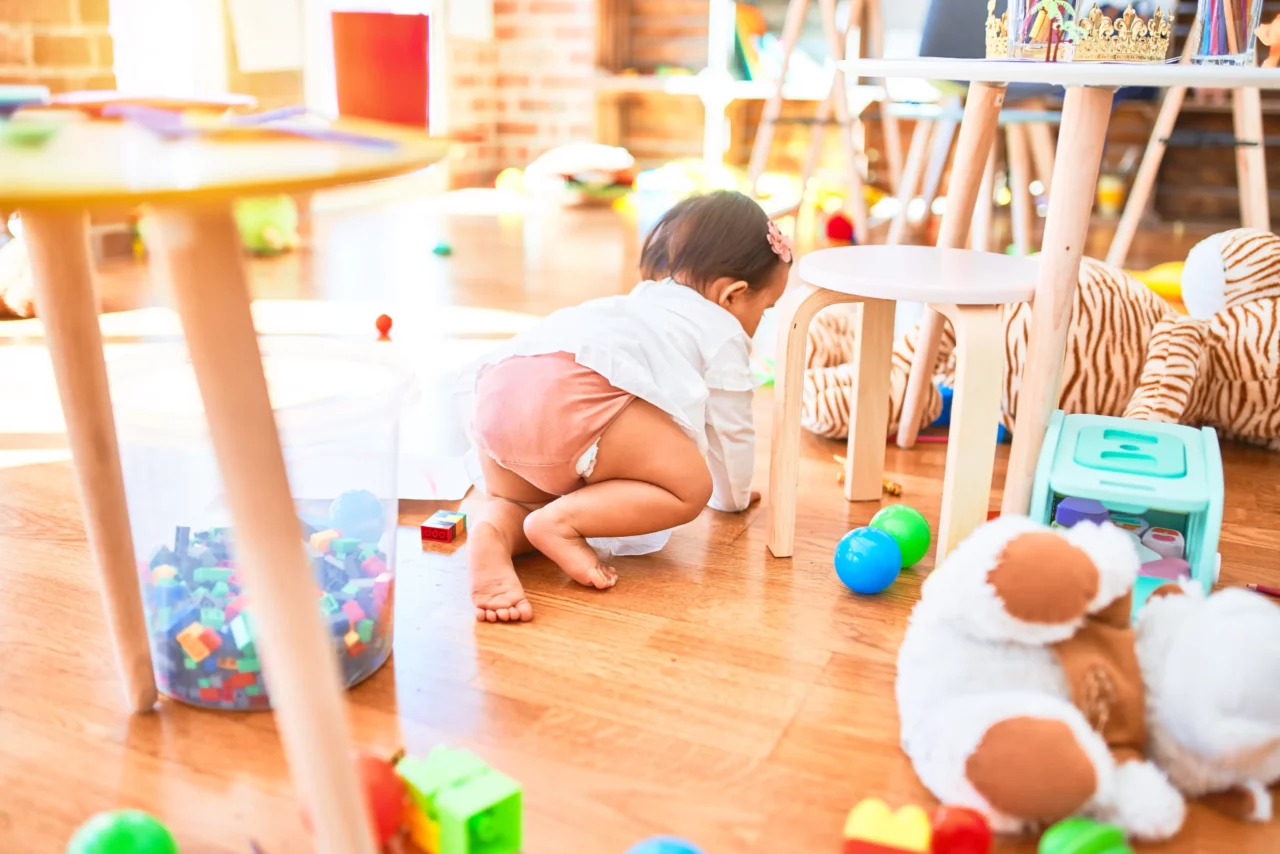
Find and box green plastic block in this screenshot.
[183,656,197,671]
[356,619,374,643]
[1039,817,1132,854]
[360,546,378,560]
[197,677,210,689]
[342,581,360,597]
[193,566,234,585]
[200,608,225,630]
[237,658,261,673]
[211,581,230,599]
[396,747,521,854]
[319,593,340,614]
[332,537,361,556]
[230,613,256,657]
[244,684,263,697]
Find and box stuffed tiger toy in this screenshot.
[802,228,1280,451]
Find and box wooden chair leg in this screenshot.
[969,146,997,252]
[897,82,1005,449]
[1027,120,1056,195]
[768,282,857,558]
[934,304,1005,560]
[887,120,934,246]
[1234,87,1271,231]
[147,203,378,854]
[1105,86,1187,267]
[21,207,158,714]
[1006,125,1034,256]
[844,299,896,501]
[747,0,812,194]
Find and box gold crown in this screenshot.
[985,2,1172,63]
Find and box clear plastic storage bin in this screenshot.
[111,340,413,710]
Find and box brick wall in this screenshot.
[447,0,597,187]
[0,0,115,93]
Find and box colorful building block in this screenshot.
[1141,527,1185,560]
[229,613,256,656]
[842,799,930,853]
[1037,817,1131,854]
[356,618,374,643]
[152,564,177,583]
[362,554,387,577]
[309,529,340,553]
[332,537,362,556]
[342,599,366,624]
[237,657,261,673]
[421,511,467,544]
[176,623,211,662]
[396,746,522,854]
[198,626,222,654]
[1108,513,1150,537]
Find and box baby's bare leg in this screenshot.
[524,399,713,588]
[468,454,551,623]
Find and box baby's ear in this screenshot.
[717,279,750,307]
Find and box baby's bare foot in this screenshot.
[468,522,533,623]
[524,507,618,590]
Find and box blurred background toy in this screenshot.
[233,195,300,256]
[523,143,636,207]
[834,527,902,595]
[66,810,179,854]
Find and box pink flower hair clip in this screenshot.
[767,220,793,264]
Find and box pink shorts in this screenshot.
[473,352,635,496]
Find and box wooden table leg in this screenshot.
[887,120,934,246]
[768,282,856,558]
[969,146,997,253]
[20,207,158,714]
[146,203,377,854]
[843,299,895,501]
[1234,88,1271,231]
[1006,124,1035,257]
[1002,86,1115,518]
[897,82,1005,449]
[934,304,1004,560]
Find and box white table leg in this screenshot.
[146,203,377,854]
[897,82,1006,449]
[934,304,1004,560]
[768,282,857,558]
[843,299,895,501]
[1002,86,1115,517]
[21,207,158,714]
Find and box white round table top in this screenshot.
[798,245,1039,305]
[841,57,1280,90]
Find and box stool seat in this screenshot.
[797,246,1038,305]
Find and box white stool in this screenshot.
[767,246,1038,562]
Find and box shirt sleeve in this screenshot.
[704,386,755,512]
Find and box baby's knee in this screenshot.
[674,463,713,522]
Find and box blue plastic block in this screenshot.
[930,384,954,428]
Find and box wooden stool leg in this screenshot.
[20,207,157,714]
[1006,125,1034,256]
[1105,86,1187,267]
[887,120,934,246]
[935,304,1004,561]
[1234,88,1271,231]
[768,282,855,557]
[970,145,997,252]
[146,203,378,854]
[1027,120,1056,195]
[897,82,1005,449]
[843,299,896,501]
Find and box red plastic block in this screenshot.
[198,687,219,702]
[225,594,248,621]
[224,672,256,689]
[420,521,455,543]
[199,626,223,653]
[844,842,912,854]
[249,695,271,708]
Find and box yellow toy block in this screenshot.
[309,528,340,552]
[151,564,177,582]
[843,799,931,852]
[176,623,211,663]
[405,805,440,853]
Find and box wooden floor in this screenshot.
[0,194,1277,853]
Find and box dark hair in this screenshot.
[639,190,788,292]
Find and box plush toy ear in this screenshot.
[1181,232,1228,319]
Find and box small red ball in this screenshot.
[375,314,393,337]
[931,805,993,854]
[825,212,855,244]
[300,752,407,845]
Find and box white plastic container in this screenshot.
[110,339,413,710]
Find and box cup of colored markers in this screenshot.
[1191,0,1266,65]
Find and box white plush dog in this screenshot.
[0,233,35,319]
[896,516,1280,841]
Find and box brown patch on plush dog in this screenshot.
[988,532,1099,624]
[1200,785,1266,821]
[965,716,1098,822]
[1148,583,1186,602]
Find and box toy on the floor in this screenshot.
[395,745,522,854]
[625,837,706,854]
[375,314,393,342]
[800,228,1280,454]
[1037,817,1131,854]
[299,751,406,846]
[432,242,453,257]
[834,527,902,595]
[929,806,993,854]
[495,167,525,194]
[234,195,299,256]
[142,510,394,709]
[868,505,931,569]
[1031,411,1222,617]
[831,456,903,496]
[66,810,178,854]
[0,229,35,319]
[1127,261,1183,303]
[421,510,467,544]
[896,515,1280,842]
[523,143,635,206]
[842,798,931,852]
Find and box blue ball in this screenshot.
[626,838,705,854]
[833,527,902,594]
[328,489,386,544]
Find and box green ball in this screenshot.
[66,810,179,854]
[868,504,931,568]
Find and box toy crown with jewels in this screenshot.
[986,0,1173,63]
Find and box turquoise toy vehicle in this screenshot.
[1030,411,1223,618]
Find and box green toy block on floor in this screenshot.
[396,746,522,854]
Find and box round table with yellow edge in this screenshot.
[0,115,453,854]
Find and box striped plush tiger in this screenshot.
[803,228,1280,451]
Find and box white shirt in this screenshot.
[456,279,757,551]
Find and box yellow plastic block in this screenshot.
[176,623,211,663]
[151,564,177,582]
[309,529,340,552]
[842,799,931,852]
[344,630,361,651]
[405,806,440,853]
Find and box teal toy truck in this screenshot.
[1030,411,1223,618]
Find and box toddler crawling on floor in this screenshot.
[457,191,791,622]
